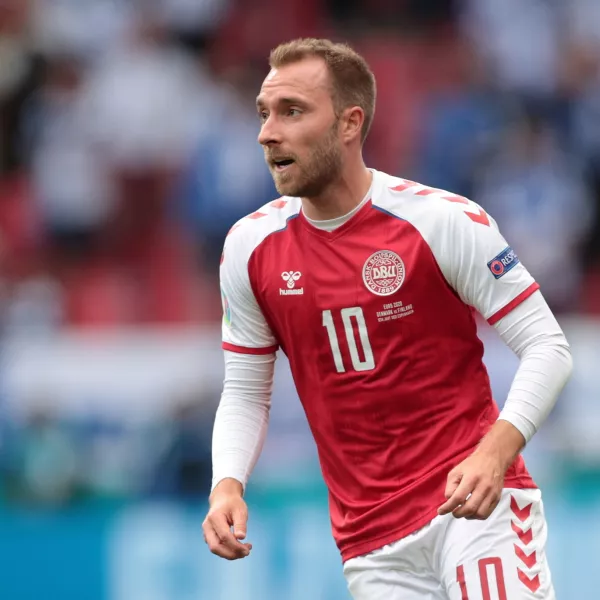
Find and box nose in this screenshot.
[258,115,282,147]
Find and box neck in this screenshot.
[301,158,372,221]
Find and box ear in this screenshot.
[340,106,365,144]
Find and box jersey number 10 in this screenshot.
[322,307,375,373]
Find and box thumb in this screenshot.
[232,505,248,540]
[444,468,463,499]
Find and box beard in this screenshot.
[268,120,343,198]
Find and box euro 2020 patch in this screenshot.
[221,288,232,326]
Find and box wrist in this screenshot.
[210,477,244,502]
[476,419,526,472]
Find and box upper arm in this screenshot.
[429,198,538,324]
[220,231,279,355]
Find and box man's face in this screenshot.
[256,57,343,198]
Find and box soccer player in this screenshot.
[203,38,573,599]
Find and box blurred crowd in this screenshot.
[0,391,219,507]
[1,0,600,507]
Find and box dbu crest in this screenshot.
[363,250,405,296]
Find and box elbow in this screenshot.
[525,332,574,389]
[546,333,574,391]
[561,339,574,383]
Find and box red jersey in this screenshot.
[220,170,537,562]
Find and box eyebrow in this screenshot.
[256,96,307,109]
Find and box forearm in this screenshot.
[211,351,276,493]
[493,291,573,444]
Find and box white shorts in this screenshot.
[343,488,555,600]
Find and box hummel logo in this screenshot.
[281,271,301,289]
[280,271,304,295]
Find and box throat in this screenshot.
[303,194,370,232]
[300,167,374,222]
[302,169,374,231]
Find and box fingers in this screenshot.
[452,486,487,519]
[203,512,252,560]
[439,476,501,520]
[232,505,248,540]
[443,468,462,500]
[203,521,240,560]
[465,492,501,520]
[438,475,473,516]
[211,510,243,549]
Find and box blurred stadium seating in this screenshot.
[0,1,599,598]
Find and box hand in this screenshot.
[437,449,505,520]
[438,420,526,520]
[203,478,252,560]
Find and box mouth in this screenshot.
[272,158,295,172]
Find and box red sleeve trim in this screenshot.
[222,342,278,355]
[487,282,540,325]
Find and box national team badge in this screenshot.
[363,250,405,296]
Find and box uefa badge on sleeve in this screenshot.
[487,246,520,279]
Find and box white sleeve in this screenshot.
[211,350,276,492]
[493,290,573,442]
[220,230,279,354]
[433,198,539,324]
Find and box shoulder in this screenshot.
[223,196,303,260]
[371,170,496,234]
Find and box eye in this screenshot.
[258,110,269,123]
[287,108,302,117]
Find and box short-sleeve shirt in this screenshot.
[220,169,537,562]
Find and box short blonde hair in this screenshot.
[269,38,377,144]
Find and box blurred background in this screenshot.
[0,0,599,598]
